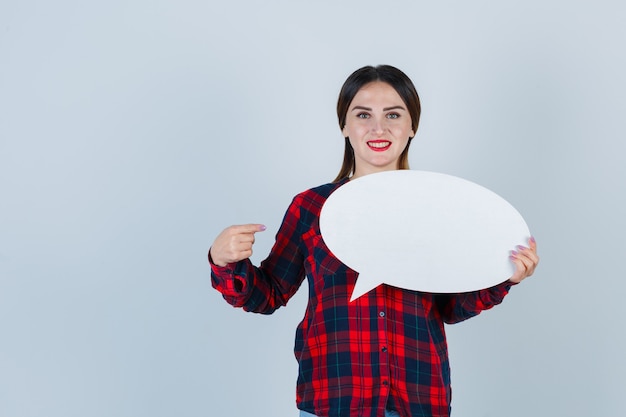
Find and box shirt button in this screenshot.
[379,311,385,317]
[382,347,388,353]
[382,380,389,386]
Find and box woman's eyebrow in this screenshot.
[350,105,406,112]
[383,105,406,111]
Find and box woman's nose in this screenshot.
[371,117,385,134]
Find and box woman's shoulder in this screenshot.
[297,179,347,200]
[290,179,348,211]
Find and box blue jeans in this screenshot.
[299,410,401,417]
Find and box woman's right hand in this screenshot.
[209,224,267,267]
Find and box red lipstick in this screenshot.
[367,140,391,152]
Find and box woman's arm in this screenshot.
[435,237,539,324]
[209,195,307,314]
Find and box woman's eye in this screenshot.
[387,113,400,119]
[357,113,370,119]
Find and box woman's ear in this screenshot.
[342,124,349,138]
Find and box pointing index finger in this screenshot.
[233,224,267,234]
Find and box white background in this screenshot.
[1,1,625,416]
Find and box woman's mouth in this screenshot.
[367,140,391,152]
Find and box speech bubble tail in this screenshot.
[350,277,383,302]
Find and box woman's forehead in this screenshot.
[350,82,405,108]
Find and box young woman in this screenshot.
[209,65,539,417]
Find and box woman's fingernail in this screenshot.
[516,245,526,251]
[511,250,518,256]
[530,236,536,244]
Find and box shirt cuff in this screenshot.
[208,249,249,296]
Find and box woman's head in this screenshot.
[334,65,421,181]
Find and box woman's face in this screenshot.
[342,81,414,179]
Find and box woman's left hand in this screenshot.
[508,237,540,284]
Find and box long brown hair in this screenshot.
[333,65,421,182]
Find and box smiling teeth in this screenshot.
[368,141,390,148]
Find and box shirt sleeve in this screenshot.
[434,280,517,324]
[209,195,306,314]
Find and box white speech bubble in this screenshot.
[319,170,531,301]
